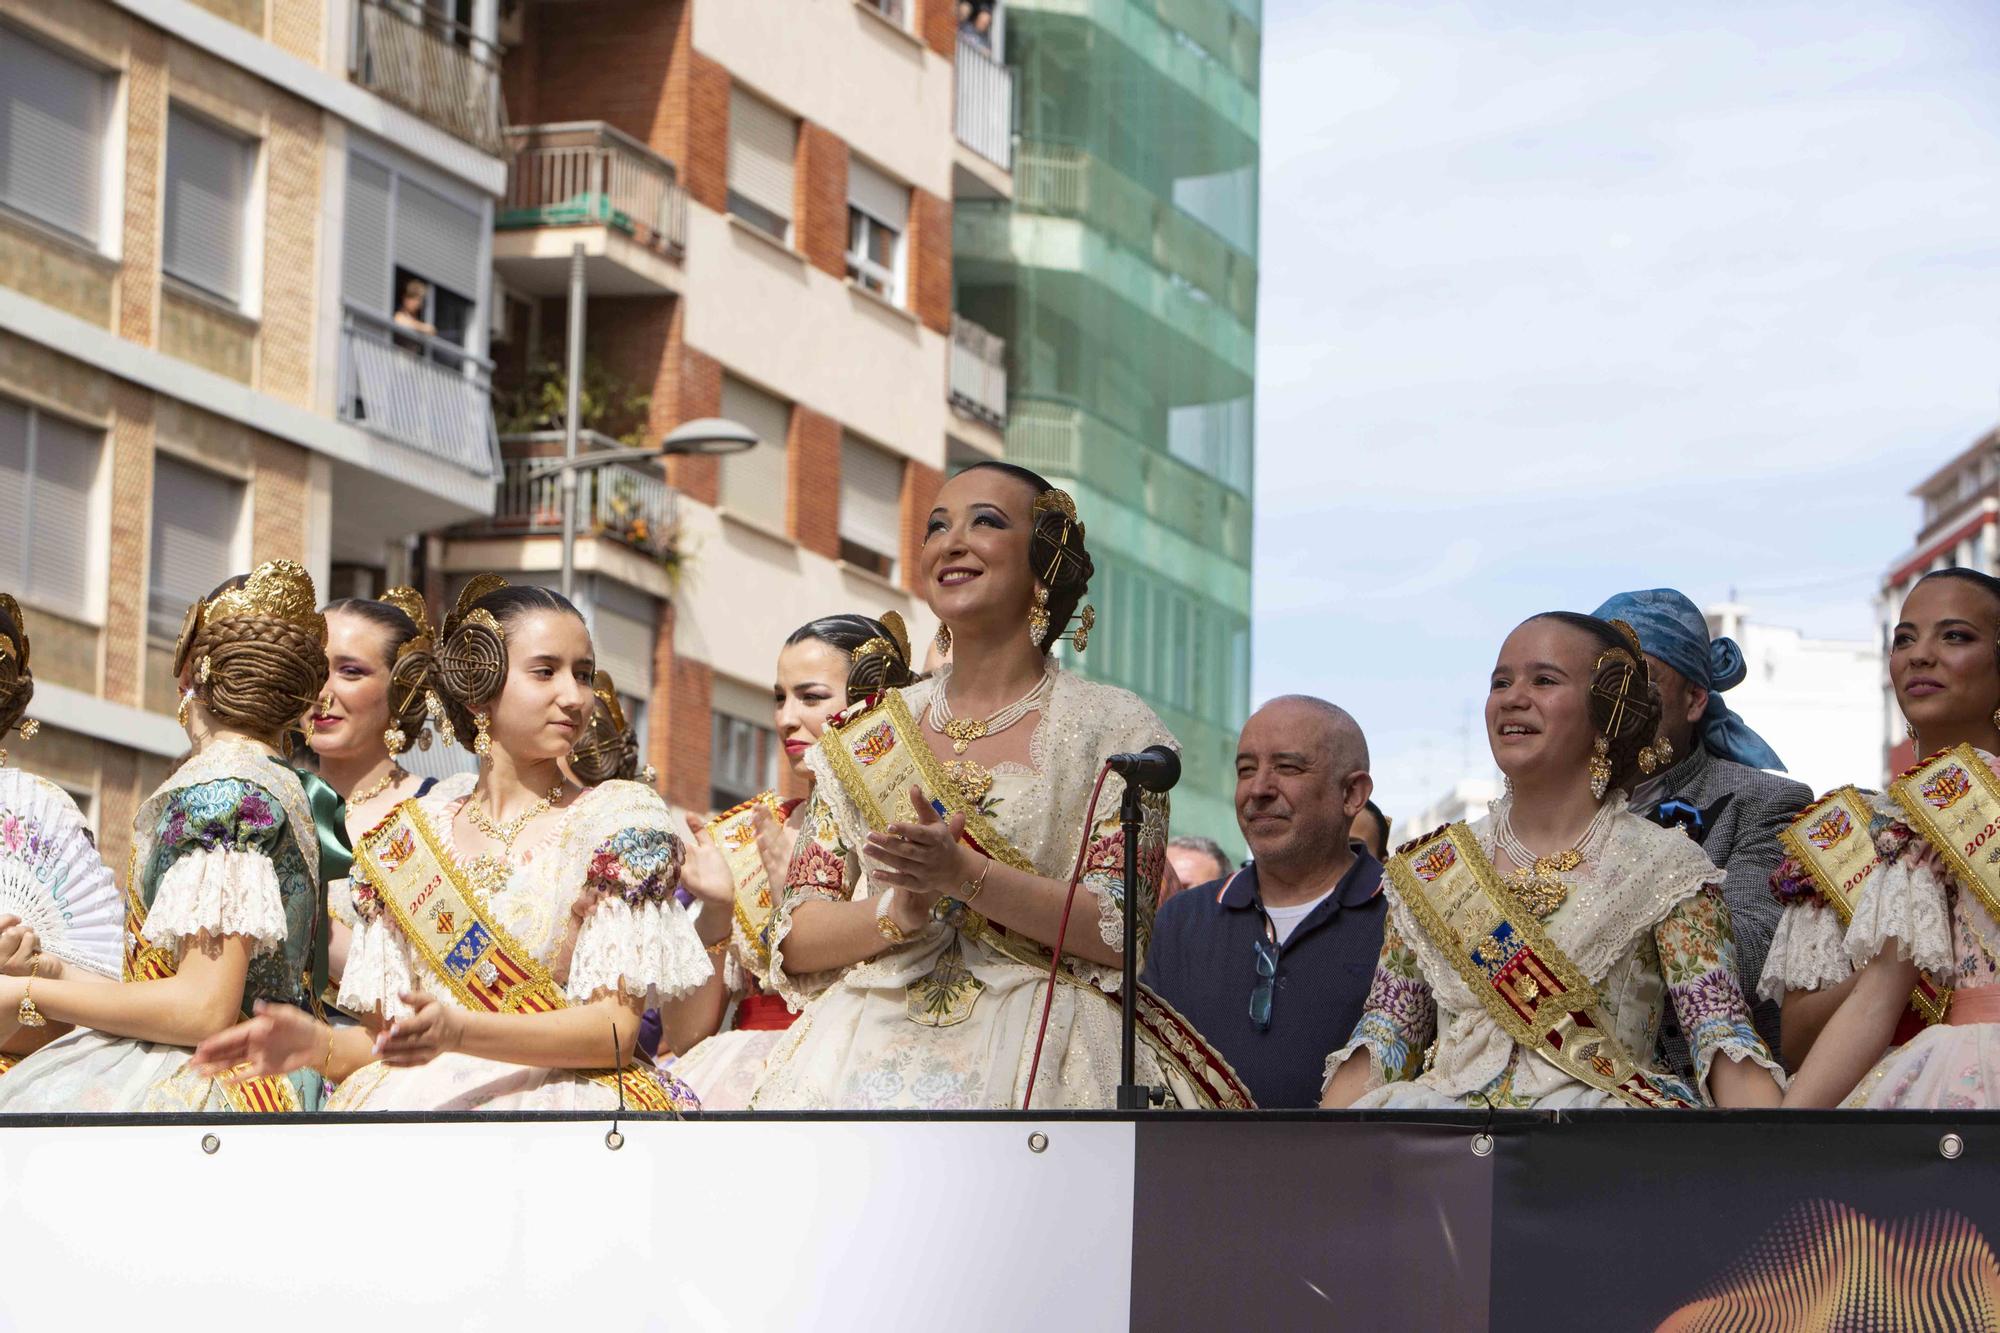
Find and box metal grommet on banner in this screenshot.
[200,1133,220,1156]
[1470,1133,1494,1158]
[605,1129,625,1152]
[1941,1133,1965,1161]
[1028,1131,1049,1154]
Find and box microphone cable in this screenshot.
[1021,761,1117,1110]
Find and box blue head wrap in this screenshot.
[1591,589,1787,772]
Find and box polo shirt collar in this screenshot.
[1216,852,1384,913]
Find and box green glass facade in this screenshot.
[957,0,1259,855]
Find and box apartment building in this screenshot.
[439,0,1009,812]
[0,0,509,866]
[959,0,1262,852]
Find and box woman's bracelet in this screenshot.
[959,856,993,904]
[319,1023,337,1076]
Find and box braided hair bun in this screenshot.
[432,576,587,752]
[569,672,642,785]
[0,594,35,740]
[183,561,329,739]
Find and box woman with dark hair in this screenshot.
[190,576,709,1111]
[751,462,1250,1109]
[1322,612,1782,1110]
[664,611,920,1108]
[1778,568,2000,1107]
[0,561,337,1112]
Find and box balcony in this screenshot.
[489,432,680,565]
[337,304,501,478]
[949,314,1007,429]
[955,31,1014,175]
[493,123,688,297]
[351,0,505,155]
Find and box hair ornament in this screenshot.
[203,560,326,642]
[846,610,920,704]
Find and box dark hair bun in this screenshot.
[0,595,33,738]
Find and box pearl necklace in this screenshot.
[1493,798,1617,918]
[928,666,1054,755]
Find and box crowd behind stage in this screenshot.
[0,460,1993,1114]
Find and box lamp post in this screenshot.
[531,418,759,599]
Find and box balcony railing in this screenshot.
[491,434,679,561]
[949,314,1007,428]
[954,32,1013,170]
[500,123,688,257]
[352,0,505,155]
[337,305,500,477]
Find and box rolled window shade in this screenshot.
[847,158,907,233]
[719,375,791,531]
[590,580,656,698]
[396,175,481,301]
[343,156,393,312]
[0,402,26,583]
[164,107,251,303]
[839,435,903,563]
[25,412,95,610]
[727,88,796,224]
[0,29,108,242]
[148,456,243,641]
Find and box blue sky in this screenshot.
[1251,0,2000,822]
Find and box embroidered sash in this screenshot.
[1889,746,2000,1013]
[1779,786,1951,1026]
[817,690,1256,1110]
[1387,824,1700,1110]
[355,799,687,1113]
[714,791,787,980]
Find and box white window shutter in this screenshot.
[395,176,481,301]
[24,413,96,609]
[164,107,250,304]
[719,376,791,532]
[0,29,107,242]
[839,435,903,566]
[847,158,907,233]
[343,156,393,312]
[727,89,795,224]
[589,579,656,700]
[148,456,243,640]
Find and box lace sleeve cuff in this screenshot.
[142,848,289,959]
[337,912,416,1019]
[1758,902,1853,1001]
[1844,856,1954,977]
[566,897,713,1006]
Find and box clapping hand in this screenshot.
[190,1000,322,1079]
[678,813,736,908]
[864,785,970,902]
[750,803,797,894]
[373,991,463,1067]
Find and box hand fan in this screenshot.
[0,768,123,977]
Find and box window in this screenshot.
[861,0,908,25]
[164,107,254,305]
[148,456,244,641]
[588,578,657,704]
[0,398,100,615]
[727,89,796,242]
[839,435,903,580]
[719,375,791,533]
[342,151,483,348]
[710,711,775,811]
[0,27,111,243]
[845,158,907,302]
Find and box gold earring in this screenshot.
[473,710,492,758]
[1991,707,2000,732]
[16,718,36,741]
[1637,732,1673,775]
[934,623,951,656]
[1028,585,1050,649]
[1588,734,1612,801]
[1906,721,1918,741]
[384,725,407,755]
[177,689,195,729]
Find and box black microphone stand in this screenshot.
[1116,777,1148,1111]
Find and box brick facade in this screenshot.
[909,188,953,335]
[684,54,731,214]
[105,385,156,708]
[658,612,715,814]
[668,335,722,507]
[787,405,841,560]
[796,123,850,280]
[250,437,309,564]
[900,459,944,595]
[918,0,957,57]
[120,27,166,348]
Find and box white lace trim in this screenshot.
[337,913,417,1019]
[142,849,288,959]
[1758,903,1851,1001]
[1691,1039,1788,1105]
[1845,854,1955,978]
[566,897,712,1006]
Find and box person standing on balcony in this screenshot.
[664,613,921,1109]
[751,463,1250,1110]
[391,277,436,352]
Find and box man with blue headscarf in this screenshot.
[1593,589,1811,1075]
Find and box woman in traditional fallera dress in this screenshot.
[666,612,919,1108]
[1321,612,1783,1111]
[1781,569,2000,1108]
[0,561,337,1112]
[750,463,1248,1111]
[193,578,711,1111]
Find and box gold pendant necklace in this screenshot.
[941,719,988,754]
[928,666,1054,755]
[350,766,407,807]
[466,782,566,853]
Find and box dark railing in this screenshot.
[351,0,505,154]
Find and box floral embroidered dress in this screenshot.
[1324,799,1781,1109]
[749,669,1175,1111]
[327,779,711,1111]
[1798,752,2000,1108]
[0,738,326,1112]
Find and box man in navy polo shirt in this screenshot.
[1141,695,1386,1108]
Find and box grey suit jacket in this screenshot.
[1627,744,1812,1080]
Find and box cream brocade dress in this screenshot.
[749,669,1175,1111]
[1326,800,1782,1109]
[327,779,712,1111]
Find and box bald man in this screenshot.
[1140,696,1387,1108]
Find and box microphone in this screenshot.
[1105,745,1181,792]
